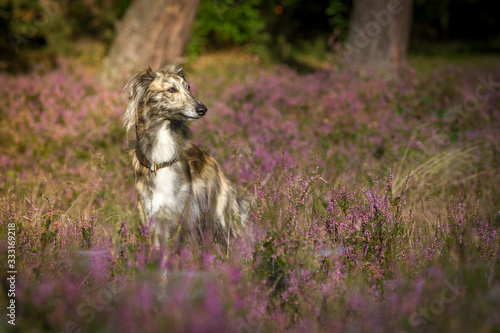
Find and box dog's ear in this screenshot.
[120,65,157,132]
[173,65,186,80]
[161,64,186,80]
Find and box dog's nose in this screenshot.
[196,104,207,116]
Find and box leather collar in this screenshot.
[135,129,178,175]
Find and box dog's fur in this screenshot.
[121,65,251,248]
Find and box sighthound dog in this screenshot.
[121,65,251,248]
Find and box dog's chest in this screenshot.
[142,124,190,219]
[146,168,190,218]
[151,125,176,163]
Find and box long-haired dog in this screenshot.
[120,65,251,248]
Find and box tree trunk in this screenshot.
[344,0,412,76]
[100,0,200,88]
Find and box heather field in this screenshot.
[1,54,500,332]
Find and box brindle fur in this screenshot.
[121,65,251,248]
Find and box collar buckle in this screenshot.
[149,162,159,175]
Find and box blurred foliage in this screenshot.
[188,0,499,60]
[187,0,268,56]
[0,0,499,71]
[0,0,130,59]
[325,0,352,41]
[412,0,500,53]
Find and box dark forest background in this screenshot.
[1,0,499,73]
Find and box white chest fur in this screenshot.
[148,167,190,218]
[143,124,190,219]
[151,123,177,163]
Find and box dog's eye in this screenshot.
[167,88,176,93]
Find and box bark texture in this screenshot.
[100,0,200,88]
[345,0,412,76]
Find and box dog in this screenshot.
[120,65,251,249]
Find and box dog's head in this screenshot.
[120,65,207,132]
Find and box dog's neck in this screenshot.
[135,116,192,167]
